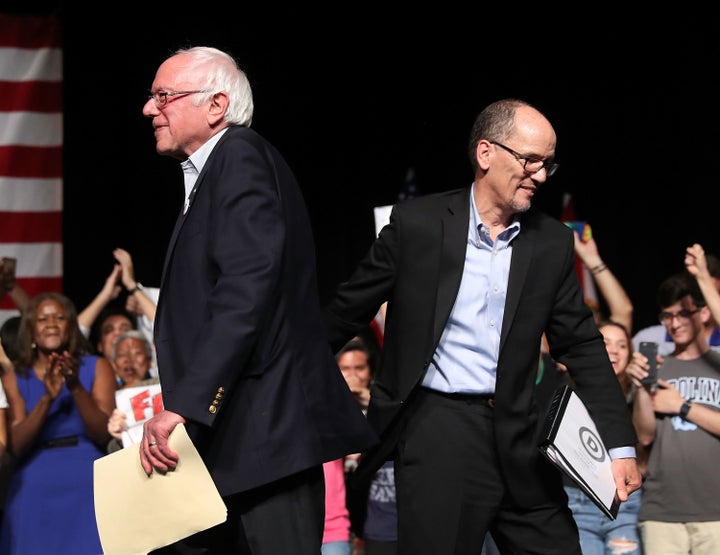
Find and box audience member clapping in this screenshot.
[0,292,116,554]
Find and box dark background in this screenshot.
[9,5,720,333]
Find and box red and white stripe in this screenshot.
[0,13,63,324]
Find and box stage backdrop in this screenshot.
[0,13,63,325]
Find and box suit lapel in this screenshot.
[159,129,235,289]
[159,176,202,291]
[500,220,535,354]
[433,190,470,345]
[161,208,189,285]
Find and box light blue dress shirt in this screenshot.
[419,189,635,460]
[422,189,519,394]
[182,127,229,214]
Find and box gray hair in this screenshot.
[111,329,153,361]
[173,46,254,127]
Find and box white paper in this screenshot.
[544,389,617,514]
[115,382,163,447]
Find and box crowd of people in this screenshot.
[0,45,717,555]
[0,249,161,554]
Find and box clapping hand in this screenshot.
[100,263,123,300]
[113,248,137,291]
[47,350,81,392]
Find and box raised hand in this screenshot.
[113,248,137,291]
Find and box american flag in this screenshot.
[0,13,63,325]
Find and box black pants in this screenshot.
[152,465,325,555]
[395,388,580,555]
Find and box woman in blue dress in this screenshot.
[0,292,116,555]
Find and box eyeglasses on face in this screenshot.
[658,308,700,324]
[490,141,559,177]
[147,89,212,107]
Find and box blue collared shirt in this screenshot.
[181,127,229,214]
[422,189,520,394]
[420,189,635,460]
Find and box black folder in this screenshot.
[539,384,620,519]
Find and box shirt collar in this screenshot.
[469,188,521,246]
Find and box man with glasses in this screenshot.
[323,98,641,554]
[138,46,377,555]
[628,271,720,554]
[633,254,720,356]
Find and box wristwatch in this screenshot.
[679,400,693,420]
[128,282,144,295]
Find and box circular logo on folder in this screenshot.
[578,426,606,462]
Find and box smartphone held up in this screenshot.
[638,341,659,390]
[0,257,17,293]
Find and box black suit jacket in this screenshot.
[324,186,637,506]
[154,125,378,496]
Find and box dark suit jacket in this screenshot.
[154,125,377,496]
[324,186,637,506]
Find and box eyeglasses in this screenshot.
[658,308,700,324]
[148,89,212,107]
[490,141,559,177]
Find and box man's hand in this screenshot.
[140,409,186,476]
[611,457,642,502]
